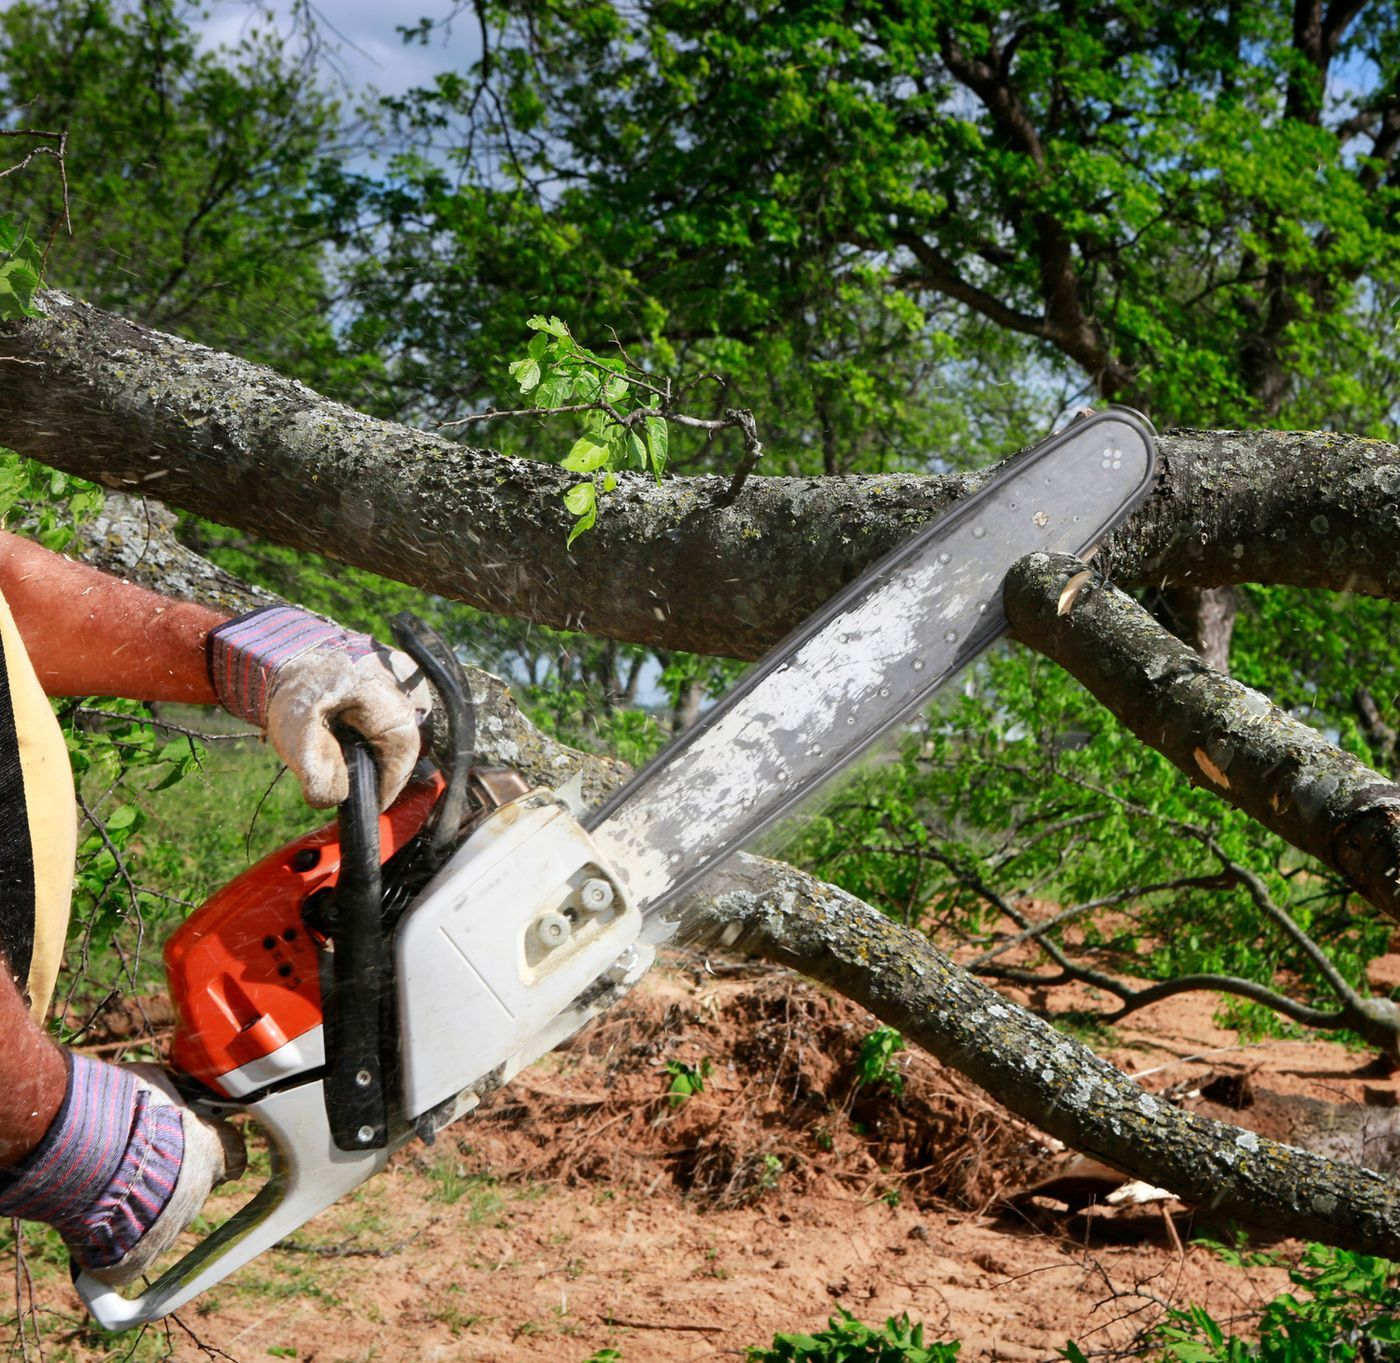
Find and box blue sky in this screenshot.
[195,0,480,97]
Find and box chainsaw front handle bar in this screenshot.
[322,730,390,1151]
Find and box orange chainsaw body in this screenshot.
[165,776,444,1094]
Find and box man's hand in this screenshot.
[209,607,432,809]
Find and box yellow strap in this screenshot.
[0,591,76,1020]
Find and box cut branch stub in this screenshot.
[1004,552,1400,920]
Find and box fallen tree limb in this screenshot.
[5,292,1400,658]
[1005,552,1400,921]
[681,857,1400,1258]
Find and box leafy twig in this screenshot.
[441,315,764,540]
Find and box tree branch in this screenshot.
[6,296,1400,658]
[1005,552,1400,921]
[677,856,1400,1257]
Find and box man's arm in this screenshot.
[0,529,431,809]
[0,531,223,702]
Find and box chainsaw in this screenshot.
[75,408,1158,1329]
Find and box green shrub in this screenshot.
[1060,1243,1400,1362]
[749,1310,958,1362]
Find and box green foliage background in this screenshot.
[4,0,1400,1046]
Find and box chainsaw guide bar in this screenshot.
[589,407,1158,933]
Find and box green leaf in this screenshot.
[644,415,669,478]
[664,1057,712,1109]
[562,437,611,472]
[562,482,597,516]
[508,357,541,393]
[0,258,41,320]
[103,804,139,833]
[526,314,570,338]
[535,375,571,408]
[563,480,598,547]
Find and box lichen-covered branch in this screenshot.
[1005,552,1400,921]
[5,293,1400,659]
[678,857,1400,1257]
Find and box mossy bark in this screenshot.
[6,295,1400,658]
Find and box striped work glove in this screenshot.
[0,1055,245,1286]
[209,606,432,810]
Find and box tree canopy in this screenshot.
[351,0,1400,441]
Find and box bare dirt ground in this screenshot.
[10,953,1400,1363]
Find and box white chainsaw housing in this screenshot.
[395,788,642,1121]
[75,789,648,1331]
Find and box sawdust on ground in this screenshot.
[17,953,1400,1363]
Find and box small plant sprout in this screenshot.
[855,1026,907,1098]
[664,1057,713,1109]
[747,1309,958,1362]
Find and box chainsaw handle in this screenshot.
[75,1080,394,1330]
[321,729,390,1151]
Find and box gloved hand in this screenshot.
[0,1055,245,1288]
[86,1064,247,1286]
[209,606,432,809]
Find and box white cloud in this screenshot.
[195,0,481,97]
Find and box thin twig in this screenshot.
[74,790,146,985]
[599,1317,725,1333]
[0,128,71,255]
[73,1030,174,1057]
[439,352,764,502]
[969,871,1236,968]
[74,706,256,745]
[711,408,764,505]
[166,1312,241,1362]
[9,1216,42,1363]
[276,1221,438,1259]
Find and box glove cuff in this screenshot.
[0,1054,185,1270]
[209,605,375,727]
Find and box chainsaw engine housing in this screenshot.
[165,776,445,1098]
